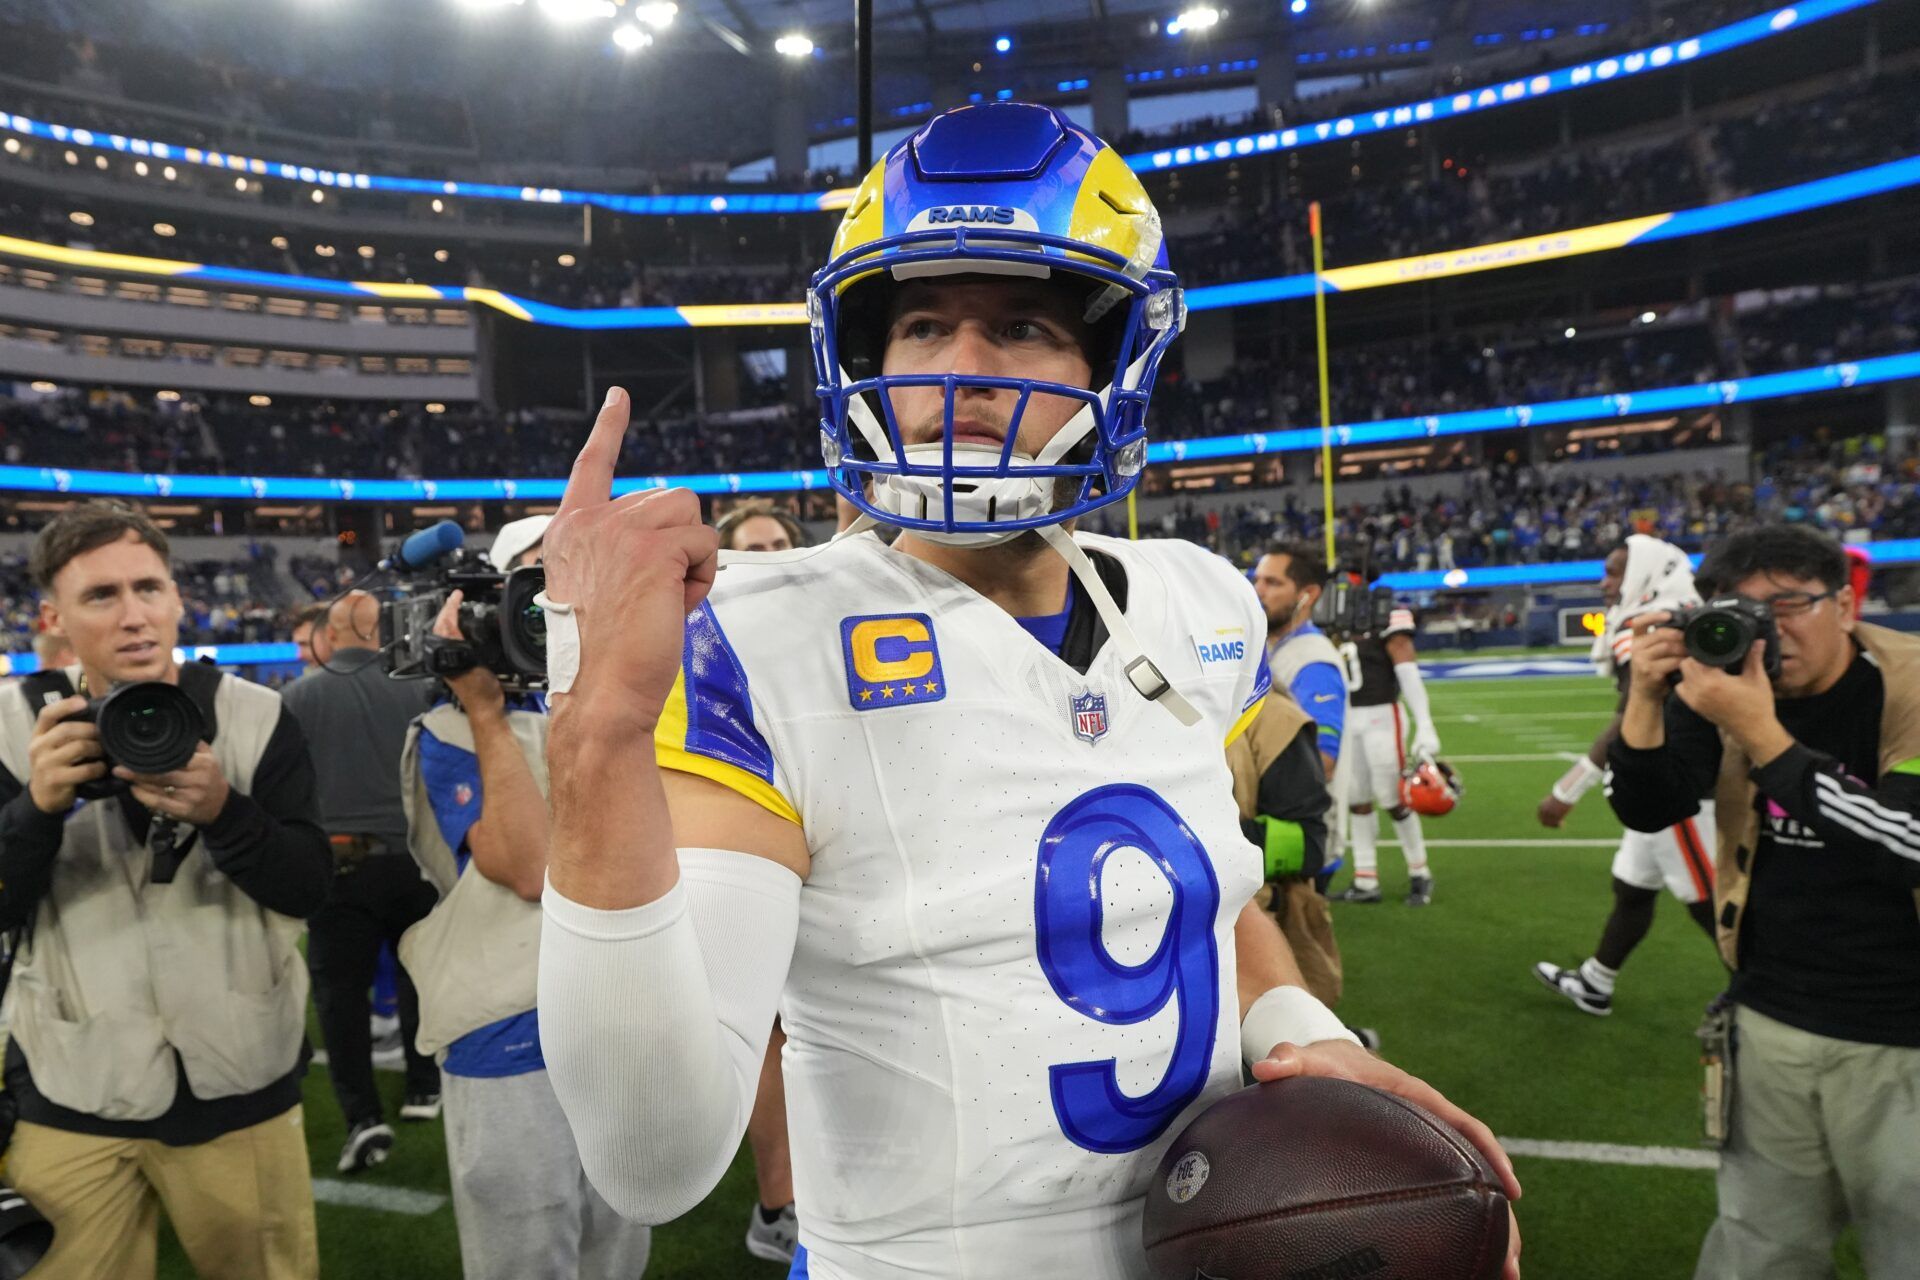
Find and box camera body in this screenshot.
[65,682,206,800]
[1312,579,1397,641]
[1663,596,1781,679]
[380,550,548,691]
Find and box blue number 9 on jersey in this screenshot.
[1035,784,1223,1154]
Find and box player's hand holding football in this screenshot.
[1253,1038,1523,1279]
[543,386,720,725]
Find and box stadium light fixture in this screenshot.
[456,0,525,8]
[1167,6,1221,36]
[63,149,77,165]
[774,33,814,57]
[538,0,615,21]
[154,223,177,237]
[133,159,147,174]
[1564,326,1577,338]
[1639,310,1657,324]
[28,381,57,394]
[234,177,248,191]
[249,395,273,407]
[68,211,93,227]
[612,23,653,51]
[3,138,18,154]
[93,155,107,170]
[311,189,326,203]
[995,35,1012,53]
[434,249,451,261]
[163,165,177,180]
[632,1,677,29]
[156,390,181,403]
[558,253,578,266]
[1289,0,1306,12]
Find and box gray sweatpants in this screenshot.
[442,1067,653,1280]
[1695,1005,1920,1280]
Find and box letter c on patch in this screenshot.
[850,618,935,682]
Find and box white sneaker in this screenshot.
[745,1202,799,1263]
[338,1120,394,1174]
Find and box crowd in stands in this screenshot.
[2,273,1912,482]
[1106,437,1920,575]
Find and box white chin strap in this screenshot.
[1035,524,1200,727]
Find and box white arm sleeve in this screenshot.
[1394,660,1437,736]
[537,847,801,1224]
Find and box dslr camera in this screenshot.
[1313,579,1397,641]
[26,679,206,801]
[380,550,549,692]
[1661,596,1781,679]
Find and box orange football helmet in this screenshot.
[1402,759,1462,817]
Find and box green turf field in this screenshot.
[157,673,1864,1278]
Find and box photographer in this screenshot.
[0,502,330,1280]
[1608,524,1920,1278]
[281,591,442,1175]
[398,516,652,1279]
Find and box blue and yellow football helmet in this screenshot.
[809,102,1185,545]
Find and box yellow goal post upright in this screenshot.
[1310,200,1336,569]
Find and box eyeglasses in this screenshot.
[1757,589,1836,619]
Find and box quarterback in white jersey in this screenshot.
[532,103,1520,1279]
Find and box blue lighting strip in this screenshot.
[3,351,1915,502]
[0,0,1871,217]
[1126,0,1875,173]
[1378,538,1920,592]
[0,642,299,676]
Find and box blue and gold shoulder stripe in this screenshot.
[654,602,801,827]
[1224,648,1275,748]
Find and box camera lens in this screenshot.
[96,682,205,775]
[520,598,546,653]
[1690,616,1742,660]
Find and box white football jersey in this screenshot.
[654,531,1273,1278]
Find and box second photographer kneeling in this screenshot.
[398,517,652,1280]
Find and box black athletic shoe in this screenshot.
[1532,962,1613,1017]
[338,1119,394,1174]
[1333,884,1382,903]
[1406,876,1433,907]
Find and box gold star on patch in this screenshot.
[880,685,895,699]
[858,689,873,702]
[902,682,920,695]
[924,679,939,693]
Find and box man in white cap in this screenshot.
[397,517,654,1280]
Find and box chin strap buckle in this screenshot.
[1124,655,1172,702]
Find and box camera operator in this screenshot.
[0,502,330,1280]
[397,516,652,1279]
[1608,524,1920,1278]
[280,590,442,1174]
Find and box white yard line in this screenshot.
[1447,753,1585,763]
[1376,839,1619,847]
[1438,712,1611,721]
[1497,1138,1718,1171]
[312,1179,449,1216]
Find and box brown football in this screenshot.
[1141,1076,1509,1280]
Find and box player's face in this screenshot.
[1600,547,1629,606]
[728,516,793,553]
[40,532,183,686]
[1729,569,1854,696]
[880,279,1095,459]
[1252,555,1304,630]
[292,622,315,667]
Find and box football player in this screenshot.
[1334,590,1442,905]
[1533,536,1718,1015]
[533,104,1519,1279]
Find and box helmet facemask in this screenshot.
[812,225,1185,546]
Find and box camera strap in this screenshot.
[18,669,75,714]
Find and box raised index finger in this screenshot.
[558,387,633,518]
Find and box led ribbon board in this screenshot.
[1126,0,1878,173]
[4,154,1917,330]
[0,0,1873,217]
[3,350,1915,501]
[1376,538,1920,592]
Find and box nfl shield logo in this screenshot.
[454,783,474,807]
[1070,690,1109,745]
